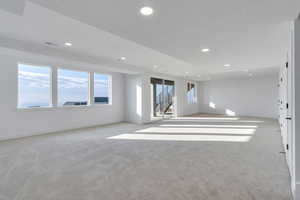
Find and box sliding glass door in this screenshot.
[151,78,175,118]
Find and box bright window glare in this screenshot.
[169,117,239,120]
[165,119,263,123]
[136,127,255,135]
[160,124,258,128]
[226,109,236,116]
[108,134,251,142]
[94,73,110,104]
[136,84,142,116]
[58,69,89,106]
[209,102,216,109]
[187,82,197,104]
[18,64,51,108]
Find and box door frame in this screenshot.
[150,77,175,119]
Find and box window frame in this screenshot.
[17,62,53,109]
[57,68,90,107]
[186,81,197,104]
[17,62,113,110]
[93,73,112,105]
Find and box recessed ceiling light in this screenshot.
[153,65,159,69]
[224,64,231,67]
[140,6,154,16]
[120,57,126,61]
[64,42,72,47]
[201,48,211,53]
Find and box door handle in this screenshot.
[286,117,292,120]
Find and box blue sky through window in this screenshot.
[58,69,89,106]
[18,64,51,108]
[94,73,109,97]
[18,65,111,107]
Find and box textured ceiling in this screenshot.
[29,0,300,71]
[1,0,300,78]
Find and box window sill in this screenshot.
[16,104,112,112]
[93,103,112,107]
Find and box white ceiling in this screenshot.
[0,0,300,79]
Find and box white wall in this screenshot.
[198,74,279,118]
[175,78,200,117]
[0,46,202,140]
[125,74,143,124]
[0,49,125,141]
[124,73,200,124]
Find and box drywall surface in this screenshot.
[0,50,125,141]
[198,75,278,118]
[125,74,143,124]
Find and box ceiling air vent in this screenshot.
[44,42,59,48]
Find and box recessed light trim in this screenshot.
[140,6,154,16]
[64,42,72,47]
[153,65,159,69]
[201,48,211,53]
[224,64,231,67]
[120,57,126,61]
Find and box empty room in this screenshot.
[1,0,300,199]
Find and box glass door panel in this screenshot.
[151,78,175,119]
[155,83,164,117]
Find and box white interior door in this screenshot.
[286,36,295,178]
[286,61,293,172]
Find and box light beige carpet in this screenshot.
[0,115,291,200]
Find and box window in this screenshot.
[58,69,89,106]
[18,63,51,108]
[17,64,113,109]
[94,73,111,104]
[187,82,197,104]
